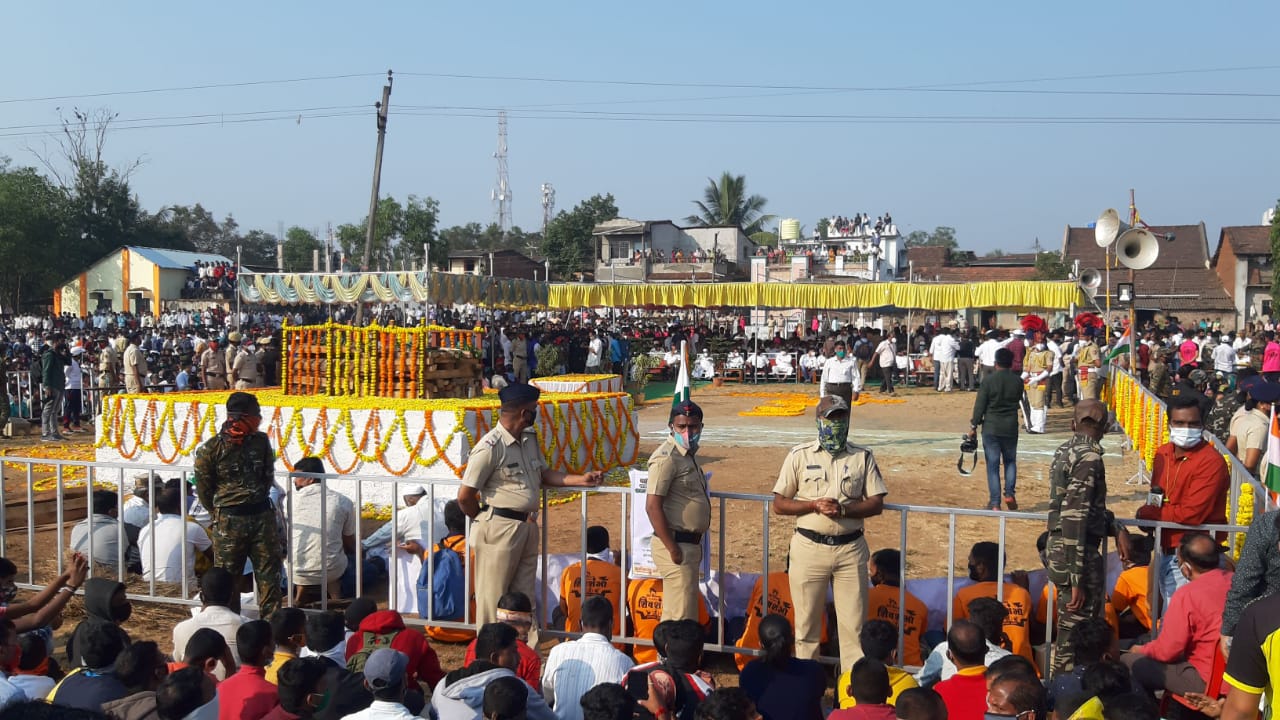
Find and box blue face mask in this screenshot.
[673,428,701,451]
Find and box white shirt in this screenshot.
[7,672,51,701]
[64,359,83,390]
[1047,340,1064,375]
[288,483,356,586]
[1213,343,1237,373]
[0,672,25,712]
[542,633,635,720]
[586,338,603,367]
[69,514,123,567]
[820,356,860,394]
[726,353,744,369]
[172,605,250,680]
[875,340,897,368]
[340,700,420,720]
[975,339,1002,366]
[929,334,959,362]
[139,514,211,588]
[122,495,152,528]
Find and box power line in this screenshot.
[0,72,382,105]
[0,104,369,133]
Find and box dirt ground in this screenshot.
[0,382,1148,675]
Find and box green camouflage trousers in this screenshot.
[210,509,283,618]
[1050,545,1105,677]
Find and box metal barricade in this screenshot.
[0,454,1249,671]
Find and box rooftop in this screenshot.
[127,246,235,270]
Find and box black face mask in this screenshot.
[967,564,982,582]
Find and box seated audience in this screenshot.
[139,484,212,591]
[892,687,948,720]
[484,675,530,720]
[299,611,347,667]
[1120,532,1231,696]
[345,607,444,689]
[542,596,634,720]
[1109,535,1152,639]
[263,657,330,720]
[218,620,278,720]
[693,688,757,720]
[423,501,475,643]
[628,579,709,665]
[952,542,1034,669]
[739,614,824,720]
[9,629,55,700]
[0,621,23,711]
[557,526,622,633]
[579,683,638,720]
[866,549,928,667]
[464,592,541,690]
[172,568,247,681]
[1047,618,1114,713]
[930,621,988,720]
[829,658,896,720]
[734,564,825,672]
[838,620,918,709]
[48,624,129,709]
[66,577,132,670]
[69,490,124,571]
[101,640,168,720]
[916,598,1010,687]
[288,456,356,604]
[984,666,1046,720]
[155,665,216,720]
[266,608,306,685]
[432,623,555,720]
[1058,661,1142,720]
[625,620,715,719]
[173,628,236,683]
[0,553,88,634]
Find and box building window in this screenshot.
[610,240,630,261]
[464,259,476,272]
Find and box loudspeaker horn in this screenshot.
[1079,268,1102,296]
[1095,208,1128,248]
[1116,228,1159,270]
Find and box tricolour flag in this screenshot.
[1263,407,1280,494]
[1106,326,1132,361]
[671,340,691,411]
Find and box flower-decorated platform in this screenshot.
[530,374,623,395]
[93,388,639,506]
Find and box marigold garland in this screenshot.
[1233,483,1254,562]
[95,389,638,477]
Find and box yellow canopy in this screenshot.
[547,281,1083,311]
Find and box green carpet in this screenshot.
[641,378,712,402]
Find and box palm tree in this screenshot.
[685,172,774,235]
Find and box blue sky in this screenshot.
[4,1,1279,254]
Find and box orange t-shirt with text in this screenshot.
[1109,566,1151,631]
[866,583,929,667]
[1036,584,1121,641]
[627,578,708,665]
[559,558,623,632]
[953,582,1034,668]
[733,572,827,671]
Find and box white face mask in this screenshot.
[1169,427,1204,449]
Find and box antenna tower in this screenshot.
[492,111,511,241]
[540,183,555,244]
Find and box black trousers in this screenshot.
[1047,373,1064,406]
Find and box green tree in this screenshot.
[984,249,1007,258]
[685,172,773,235]
[542,193,619,279]
[239,229,279,269]
[817,217,830,240]
[750,231,778,247]
[0,160,68,310]
[904,226,959,250]
[336,195,440,271]
[282,226,320,272]
[1271,200,1280,304]
[1034,251,1071,281]
[904,230,929,247]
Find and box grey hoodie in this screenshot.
[430,666,555,720]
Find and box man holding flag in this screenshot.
[646,341,711,621]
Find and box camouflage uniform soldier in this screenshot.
[1045,399,1130,677]
[1206,374,1244,446]
[194,391,282,617]
[1148,347,1171,400]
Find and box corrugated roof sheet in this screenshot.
[127,246,234,270]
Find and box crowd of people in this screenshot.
[182,261,239,300]
[825,213,896,239]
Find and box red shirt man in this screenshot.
[1137,427,1230,551]
[344,609,444,688]
[931,621,988,720]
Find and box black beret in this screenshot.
[499,383,541,408]
[669,400,704,423]
[226,391,260,416]
[1248,381,1280,404]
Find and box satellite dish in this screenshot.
[1265,208,1276,225]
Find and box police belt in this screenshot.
[796,527,864,546]
[672,530,703,545]
[218,499,272,516]
[826,382,852,388]
[484,506,530,522]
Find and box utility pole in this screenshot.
[493,112,511,243]
[357,70,392,323]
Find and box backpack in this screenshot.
[853,339,872,361]
[417,538,465,621]
[346,629,399,674]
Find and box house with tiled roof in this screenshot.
[1212,225,1274,326]
[1060,222,1237,328]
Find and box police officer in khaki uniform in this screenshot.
[97,336,119,390]
[224,331,242,383]
[200,340,228,390]
[772,395,888,671]
[645,400,711,622]
[232,342,261,389]
[457,383,603,630]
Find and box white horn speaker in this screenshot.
[1095,208,1128,248]
[1116,228,1159,270]
[1079,268,1102,296]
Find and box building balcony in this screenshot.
[594,259,734,283]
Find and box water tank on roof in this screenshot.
[780,218,801,242]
